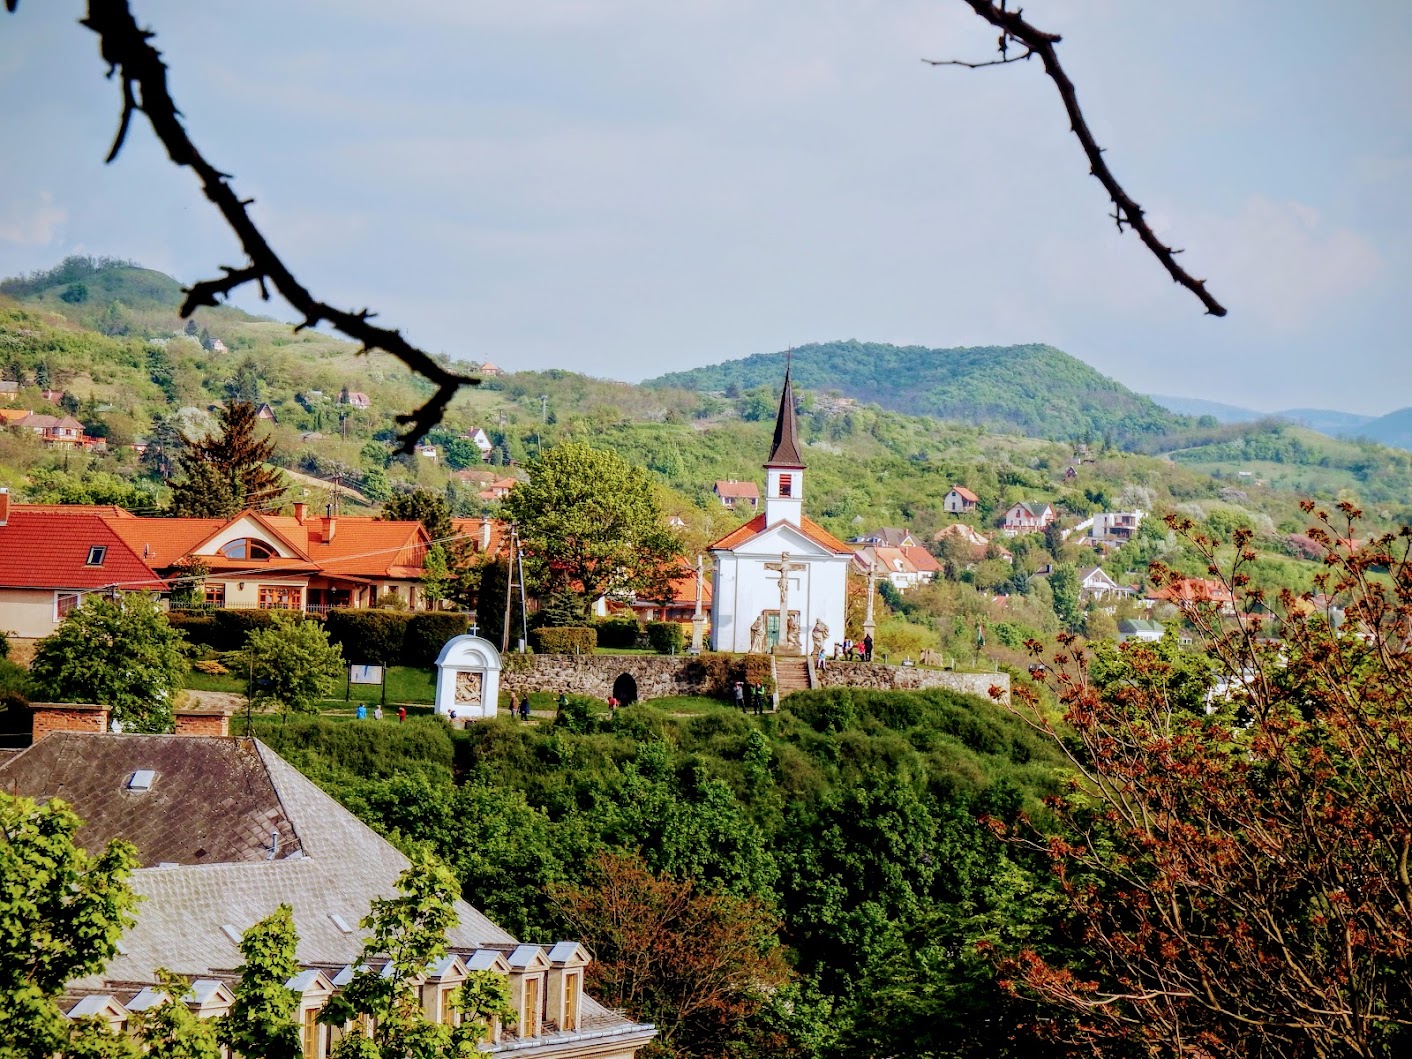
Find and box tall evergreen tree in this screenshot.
[168,401,283,516]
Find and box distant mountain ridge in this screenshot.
[1148,394,1409,451]
[647,340,1185,442]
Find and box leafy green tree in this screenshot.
[221,906,301,1059]
[380,489,452,543]
[243,615,344,714]
[169,401,283,516]
[1047,563,1082,630]
[419,544,451,609]
[441,437,480,471]
[503,442,683,613]
[1087,626,1213,715]
[360,466,392,503]
[224,356,262,403]
[0,792,140,1059]
[31,593,186,732]
[321,849,514,1058]
[132,972,222,1059]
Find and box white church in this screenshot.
[708,366,851,655]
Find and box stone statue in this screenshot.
[786,611,802,652]
[811,618,829,656]
[749,613,767,654]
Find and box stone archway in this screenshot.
[611,672,638,705]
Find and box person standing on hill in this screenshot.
[734,681,747,713]
[397,706,406,723]
[519,696,530,722]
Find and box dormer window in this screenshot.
[219,538,276,560]
[778,474,792,497]
[86,545,107,566]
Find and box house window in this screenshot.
[54,591,82,621]
[258,585,302,610]
[440,987,456,1026]
[522,976,542,1038]
[204,582,226,607]
[778,474,792,497]
[219,538,276,560]
[563,972,580,1030]
[301,1006,320,1059]
[86,545,107,566]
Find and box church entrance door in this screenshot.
[766,613,780,650]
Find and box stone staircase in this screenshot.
[773,657,812,701]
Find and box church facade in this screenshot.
[708,367,851,655]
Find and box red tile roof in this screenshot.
[714,480,760,500]
[451,517,509,560]
[949,485,979,503]
[1147,578,1234,604]
[264,516,428,580]
[709,513,851,555]
[0,510,166,590]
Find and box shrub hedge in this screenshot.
[594,615,642,650]
[531,626,597,655]
[405,613,470,667]
[645,621,684,654]
[325,609,408,667]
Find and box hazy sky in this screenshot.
[2,2,1408,413]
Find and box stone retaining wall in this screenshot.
[815,662,1010,704]
[501,654,717,702]
[500,654,1008,705]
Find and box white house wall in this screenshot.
[709,523,848,655]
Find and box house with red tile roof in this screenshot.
[708,367,850,655]
[0,491,167,637]
[1146,577,1236,615]
[944,485,979,514]
[0,498,436,630]
[1000,501,1056,536]
[713,479,760,511]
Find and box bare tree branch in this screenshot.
[932,1,1228,317]
[10,0,478,451]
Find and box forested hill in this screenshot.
[646,340,1187,442]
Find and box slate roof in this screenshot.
[0,510,166,590]
[0,733,301,866]
[764,367,804,468]
[0,735,519,986]
[708,512,851,555]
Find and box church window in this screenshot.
[778,474,792,497]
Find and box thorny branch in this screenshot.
[928,1,1228,317]
[8,0,476,451]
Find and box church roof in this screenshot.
[708,512,851,555]
[763,366,804,468]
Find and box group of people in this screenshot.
[831,634,874,662]
[353,704,407,722]
[733,680,769,715]
[506,692,532,721]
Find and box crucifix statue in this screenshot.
[764,551,808,654]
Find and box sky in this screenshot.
[1,1,1409,414]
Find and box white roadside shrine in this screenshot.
[433,634,502,721]
[708,365,851,655]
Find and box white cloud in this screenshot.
[1194,196,1383,330]
[0,191,66,247]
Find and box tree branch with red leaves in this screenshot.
[929,1,1228,317]
[990,508,1412,1056]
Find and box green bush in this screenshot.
[531,626,597,655]
[552,694,600,735]
[0,629,9,660]
[325,609,410,666]
[168,612,220,648]
[645,621,684,655]
[405,613,470,668]
[212,609,280,651]
[0,658,33,700]
[595,616,642,649]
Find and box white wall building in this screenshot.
[708,368,851,655]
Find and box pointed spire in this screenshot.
[764,353,804,468]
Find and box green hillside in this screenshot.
[646,339,1187,441]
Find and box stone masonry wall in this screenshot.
[502,655,718,702]
[501,654,1009,705]
[816,663,1010,704]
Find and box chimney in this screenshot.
[480,516,492,552]
[172,699,235,737]
[293,501,306,524]
[324,505,336,543]
[30,701,110,741]
[0,487,9,527]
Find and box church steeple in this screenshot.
[763,357,804,527]
[764,358,804,469]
